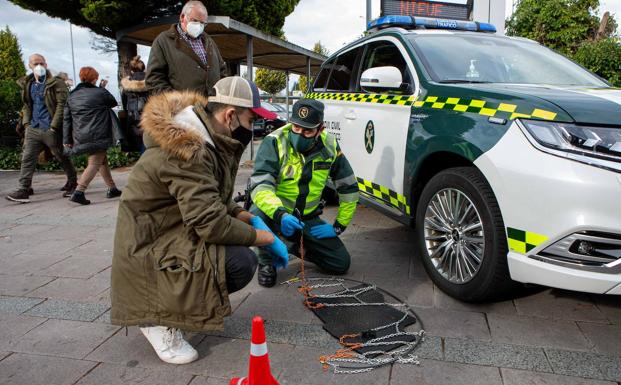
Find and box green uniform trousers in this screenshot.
[250,205,351,275]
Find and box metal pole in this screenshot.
[246,35,253,81]
[285,70,290,120]
[246,35,254,159]
[306,57,311,93]
[366,0,372,26]
[69,23,77,87]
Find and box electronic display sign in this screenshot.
[381,0,473,21]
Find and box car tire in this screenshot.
[415,167,518,302]
[265,124,275,134]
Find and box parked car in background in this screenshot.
[253,101,286,137]
[274,102,293,117]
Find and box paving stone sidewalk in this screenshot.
[0,166,620,385]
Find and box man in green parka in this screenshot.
[250,99,360,287]
[111,76,287,365]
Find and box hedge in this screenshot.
[0,145,140,171]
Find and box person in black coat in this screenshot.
[120,55,148,153]
[63,66,123,205]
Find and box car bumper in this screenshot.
[474,122,621,294]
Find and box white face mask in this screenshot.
[33,64,46,78]
[186,21,204,38]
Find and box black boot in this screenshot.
[257,264,277,288]
[69,190,91,205]
[106,187,122,198]
[62,181,77,198]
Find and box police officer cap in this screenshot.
[290,99,324,130]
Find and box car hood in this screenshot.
[473,84,621,126]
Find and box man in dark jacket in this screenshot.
[6,53,77,203]
[145,1,227,95]
[111,76,286,365]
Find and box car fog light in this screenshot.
[577,240,593,255]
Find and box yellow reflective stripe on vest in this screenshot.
[334,175,357,189]
[338,192,359,203]
[250,173,276,187]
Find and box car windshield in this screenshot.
[408,34,608,87]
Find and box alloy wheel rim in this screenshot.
[423,188,485,284]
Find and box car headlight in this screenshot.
[518,119,621,173]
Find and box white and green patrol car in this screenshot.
[308,15,621,301]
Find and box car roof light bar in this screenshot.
[367,15,497,33]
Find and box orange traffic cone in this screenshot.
[230,316,280,385]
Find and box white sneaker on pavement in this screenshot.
[140,326,199,364]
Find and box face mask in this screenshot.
[33,65,46,78]
[289,131,317,153]
[186,22,204,38]
[230,114,253,146]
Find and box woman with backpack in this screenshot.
[63,66,123,205]
[121,56,148,153]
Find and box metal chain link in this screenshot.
[292,276,426,374]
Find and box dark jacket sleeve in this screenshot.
[102,88,118,108]
[63,100,73,145]
[146,36,173,94]
[51,81,68,131]
[159,155,257,246]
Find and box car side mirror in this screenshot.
[360,66,404,91]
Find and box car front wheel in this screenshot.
[415,167,517,302]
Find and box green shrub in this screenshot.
[573,38,621,87]
[0,145,140,170]
[0,145,21,169]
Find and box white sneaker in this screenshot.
[140,326,199,364]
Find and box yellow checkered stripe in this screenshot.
[306,92,416,106]
[507,227,548,254]
[413,96,558,121]
[356,177,410,215]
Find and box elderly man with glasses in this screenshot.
[146,0,227,95]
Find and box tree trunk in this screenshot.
[596,12,610,41]
[117,40,137,83]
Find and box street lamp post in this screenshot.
[69,22,77,87]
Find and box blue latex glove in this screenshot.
[268,236,289,269]
[280,213,305,237]
[309,222,337,239]
[249,216,271,232]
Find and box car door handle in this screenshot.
[344,111,357,120]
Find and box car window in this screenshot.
[325,47,361,92]
[313,58,334,91]
[359,40,413,94]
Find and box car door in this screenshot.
[342,37,419,215]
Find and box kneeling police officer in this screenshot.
[250,98,359,287]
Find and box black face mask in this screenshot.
[230,114,253,146]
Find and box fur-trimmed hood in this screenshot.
[121,76,147,92]
[140,91,213,162]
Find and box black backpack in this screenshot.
[126,91,147,129]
